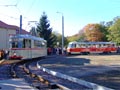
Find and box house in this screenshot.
[0,20,30,49]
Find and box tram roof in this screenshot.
[69,41,115,44]
[10,34,46,41]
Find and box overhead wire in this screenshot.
[0,0,20,21]
[23,0,37,31]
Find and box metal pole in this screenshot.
[19,15,22,48]
[20,15,22,34]
[62,15,64,55]
[56,12,64,55]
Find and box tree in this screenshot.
[30,27,37,36]
[55,34,68,47]
[36,12,54,47]
[67,34,79,42]
[98,24,109,41]
[83,24,106,42]
[48,33,58,47]
[77,33,86,41]
[107,18,120,45]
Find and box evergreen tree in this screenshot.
[30,27,37,36]
[36,12,53,47]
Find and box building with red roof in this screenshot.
[0,20,30,49]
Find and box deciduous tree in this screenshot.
[83,24,105,42]
[107,18,120,45]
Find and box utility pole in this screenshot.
[61,15,64,55]
[57,12,64,55]
[20,15,22,34]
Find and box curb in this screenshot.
[37,62,114,90]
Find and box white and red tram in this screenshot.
[9,34,47,60]
[67,41,117,55]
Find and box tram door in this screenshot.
[22,39,32,59]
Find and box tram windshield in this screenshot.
[9,38,19,48]
[68,43,76,48]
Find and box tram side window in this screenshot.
[81,44,86,48]
[112,44,114,47]
[23,39,31,48]
[103,44,107,47]
[34,40,46,48]
[34,40,41,48]
[99,44,102,47]
[76,44,80,48]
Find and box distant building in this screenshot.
[0,20,30,49]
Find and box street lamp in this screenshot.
[57,12,64,55]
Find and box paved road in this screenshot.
[38,55,120,89]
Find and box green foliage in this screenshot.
[67,35,78,42]
[49,33,58,47]
[107,18,120,45]
[67,31,85,43]
[30,27,37,36]
[77,33,86,41]
[36,12,55,47]
[98,24,109,41]
[56,34,68,47]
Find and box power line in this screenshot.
[0,13,19,20]
[0,0,20,6]
[0,4,17,7]
[24,0,36,16]
[0,0,37,31]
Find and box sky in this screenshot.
[0,0,120,36]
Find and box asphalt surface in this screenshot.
[38,55,120,89]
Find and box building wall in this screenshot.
[0,28,16,49]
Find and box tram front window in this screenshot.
[11,42,18,48]
[68,44,76,48]
[9,38,19,48]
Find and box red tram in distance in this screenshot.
[67,41,117,55]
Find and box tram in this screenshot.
[9,34,47,60]
[67,41,117,55]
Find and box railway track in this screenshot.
[10,60,60,90]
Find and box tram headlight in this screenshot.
[9,52,23,60]
[13,52,17,56]
[67,48,70,52]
